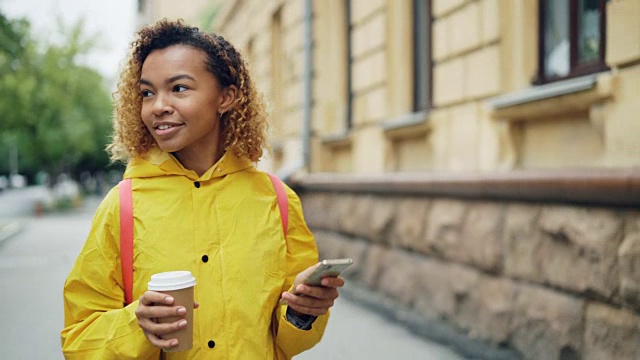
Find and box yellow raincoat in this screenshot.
[61,149,328,359]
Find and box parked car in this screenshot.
[9,174,26,188]
[52,174,81,209]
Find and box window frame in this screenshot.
[536,0,608,85]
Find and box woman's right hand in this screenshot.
[135,290,191,350]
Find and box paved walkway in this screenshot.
[298,290,462,359]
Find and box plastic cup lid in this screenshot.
[148,271,196,291]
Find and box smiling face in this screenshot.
[140,44,235,168]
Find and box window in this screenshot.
[314,0,350,138]
[413,0,432,110]
[537,0,607,84]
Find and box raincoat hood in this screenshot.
[124,147,253,181]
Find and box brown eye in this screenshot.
[173,85,188,92]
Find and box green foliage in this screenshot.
[197,4,219,31]
[0,12,116,181]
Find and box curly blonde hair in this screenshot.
[107,19,268,163]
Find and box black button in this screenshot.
[194,181,201,188]
[208,340,215,348]
[202,255,209,263]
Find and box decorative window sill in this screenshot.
[382,110,430,138]
[321,132,352,148]
[486,72,614,121]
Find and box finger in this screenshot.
[136,304,187,320]
[138,316,162,334]
[144,330,180,350]
[140,291,175,306]
[139,317,188,336]
[295,284,340,301]
[194,301,200,309]
[320,276,345,288]
[282,291,334,311]
[285,299,330,317]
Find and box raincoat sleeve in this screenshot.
[61,187,158,360]
[273,186,329,359]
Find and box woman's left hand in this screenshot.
[280,276,345,316]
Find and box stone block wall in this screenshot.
[300,191,640,359]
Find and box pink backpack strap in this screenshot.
[118,179,134,306]
[267,173,288,236]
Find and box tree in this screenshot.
[0,12,117,183]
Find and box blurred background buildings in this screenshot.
[134,0,640,359]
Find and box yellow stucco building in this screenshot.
[208,0,640,174]
[139,1,640,358]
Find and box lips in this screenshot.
[153,122,184,136]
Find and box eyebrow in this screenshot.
[139,74,196,86]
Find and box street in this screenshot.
[0,190,463,359]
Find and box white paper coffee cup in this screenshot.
[148,271,196,352]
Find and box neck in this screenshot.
[173,146,224,177]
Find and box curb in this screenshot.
[340,281,522,360]
[0,221,23,245]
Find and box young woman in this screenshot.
[61,19,343,359]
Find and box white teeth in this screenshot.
[157,124,172,130]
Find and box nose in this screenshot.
[151,93,173,116]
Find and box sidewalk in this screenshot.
[297,284,463,360]
[0,221,22,244]
[0,186,51,246]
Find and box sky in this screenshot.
[0,0,137,82]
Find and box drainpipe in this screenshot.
[302,0,313,170]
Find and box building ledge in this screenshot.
[382,110,430,138]
[486,72,614,121]
[321,133,352,148]
[290,168,640,207]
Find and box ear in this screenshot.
[218,85,237,115]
